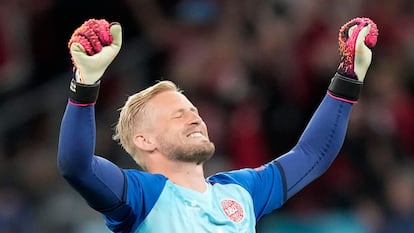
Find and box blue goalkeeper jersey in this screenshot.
[105,163,284,233]
[58,94,353,233]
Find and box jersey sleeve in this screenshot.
[104,170,167,233]
[207,94,353,221]
[57,102,168,233]
[207,163,285,221]
[275,94,353,199]
[57,103,125,210]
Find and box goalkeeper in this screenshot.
[57,18,378,232]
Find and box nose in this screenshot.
[187,111,202,125]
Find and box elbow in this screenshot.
[295,142,340,178]
[313,148,339,177]
[57,148,86,182]
[313,161,334,179]
[57,151,75,180]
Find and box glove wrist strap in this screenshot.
[69,78,100,104]
[328,73,363,102]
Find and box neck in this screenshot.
[147,156,207,192]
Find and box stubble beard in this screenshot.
[158,137,216,165]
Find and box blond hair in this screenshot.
[113,80,181,169]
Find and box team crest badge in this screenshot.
[221,199,244,222]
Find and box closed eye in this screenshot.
[171,107,200,119]
[171,109,184,119]
[172,113,183,119]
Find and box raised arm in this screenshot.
[276,17,379,200]
[57,19,127,213]
[207,18,379,221]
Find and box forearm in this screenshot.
[275,94,352,199]
[274,17,378,200]
[57,102,125,211]
[58,103,95,174]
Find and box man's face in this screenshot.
[146,91,215,164]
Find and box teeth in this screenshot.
[189,132,203,138]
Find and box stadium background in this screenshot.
[1,0,414,232]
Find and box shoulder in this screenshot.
[207,163,281,186]
[123,169,168,187]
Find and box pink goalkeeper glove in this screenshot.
[67,19,122,104]
[328,17,379,103]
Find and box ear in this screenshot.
[133,133,156,152]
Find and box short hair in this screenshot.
[113,80,181,168]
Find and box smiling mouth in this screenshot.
[187,132,204,138]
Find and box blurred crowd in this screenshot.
[1,0,414,232]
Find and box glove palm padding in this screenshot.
[69,22,122,85]
[353,25,373,81]
[328,18,378,103]
[337,17,378,82]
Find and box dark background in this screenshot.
[1,0,414,232]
